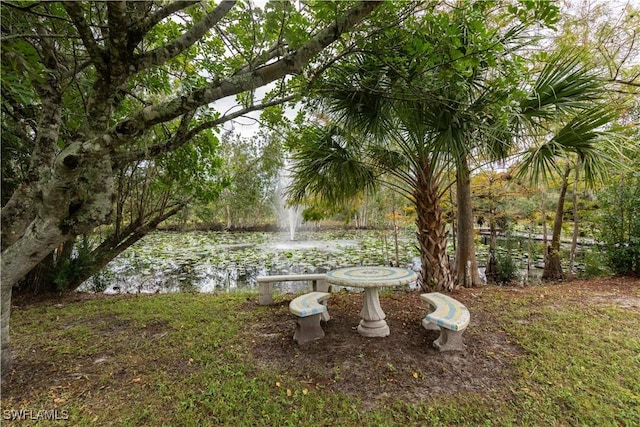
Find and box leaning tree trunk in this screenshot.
[543,164,571,280]
[414,169,453,292]
[66,203,185,291]
[454,156,481,287]
[18,252,56,295]
[16,236,76,295]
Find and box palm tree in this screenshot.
[287,7,523,291]
[286,8,625,291]
[516,103,626,280]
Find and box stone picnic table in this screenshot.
[325,266,418,337]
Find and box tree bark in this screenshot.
[414,163,453,292]
[1,278,12,387]
[455,156,481,287]
[543,164,571,280]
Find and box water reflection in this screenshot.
[81,230,420,295]
[80,229,574,295]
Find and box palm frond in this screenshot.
[516,103,626,186]
[367,142,416,194]
[553,105,627,186]
[521,47,605,121]
[516,141,566,186]
[317,54,396,137]
[286,124,377,207]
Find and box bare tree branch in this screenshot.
[609,78,640,88]
[133,0,201,38]
[113,95,295,168]
[62,2,105,71]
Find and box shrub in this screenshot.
[54,237,95,291]
[581,249,610,278]
[597,172,640,276]
[495,253,519,284]
[486,251,519,284]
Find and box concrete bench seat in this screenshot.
[289,292,331,345]
[420,292,470,352]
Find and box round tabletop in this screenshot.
[325,266,418,288]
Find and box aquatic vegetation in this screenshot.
[80,230,421,294]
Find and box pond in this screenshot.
[79,229,422,295]
[79,229,591,295]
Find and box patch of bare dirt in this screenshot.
[248,289,524,407]
[248,277,639,406]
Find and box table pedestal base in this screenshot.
[357,319,389,337]
[326,266,418,338]
[358,288,390,337]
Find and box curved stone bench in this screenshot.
[289,292,331,345]
[420,292,470,352]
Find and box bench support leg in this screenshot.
[312,279,331,293]
[258,282,273,305]
[433,328,466,352]
[421,317,440,331]
[293,314,325,345]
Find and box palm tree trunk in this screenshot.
[543,164,571,280]
[485,214,499,283]
[414,170,453,292]
[455,156,481,287]
[390,198,400,267]
[541,188,548,248]
[485,179,499,283]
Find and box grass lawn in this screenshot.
[2,277,639,426]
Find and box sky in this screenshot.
[215,0,295,139]
[216,86,275,138]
